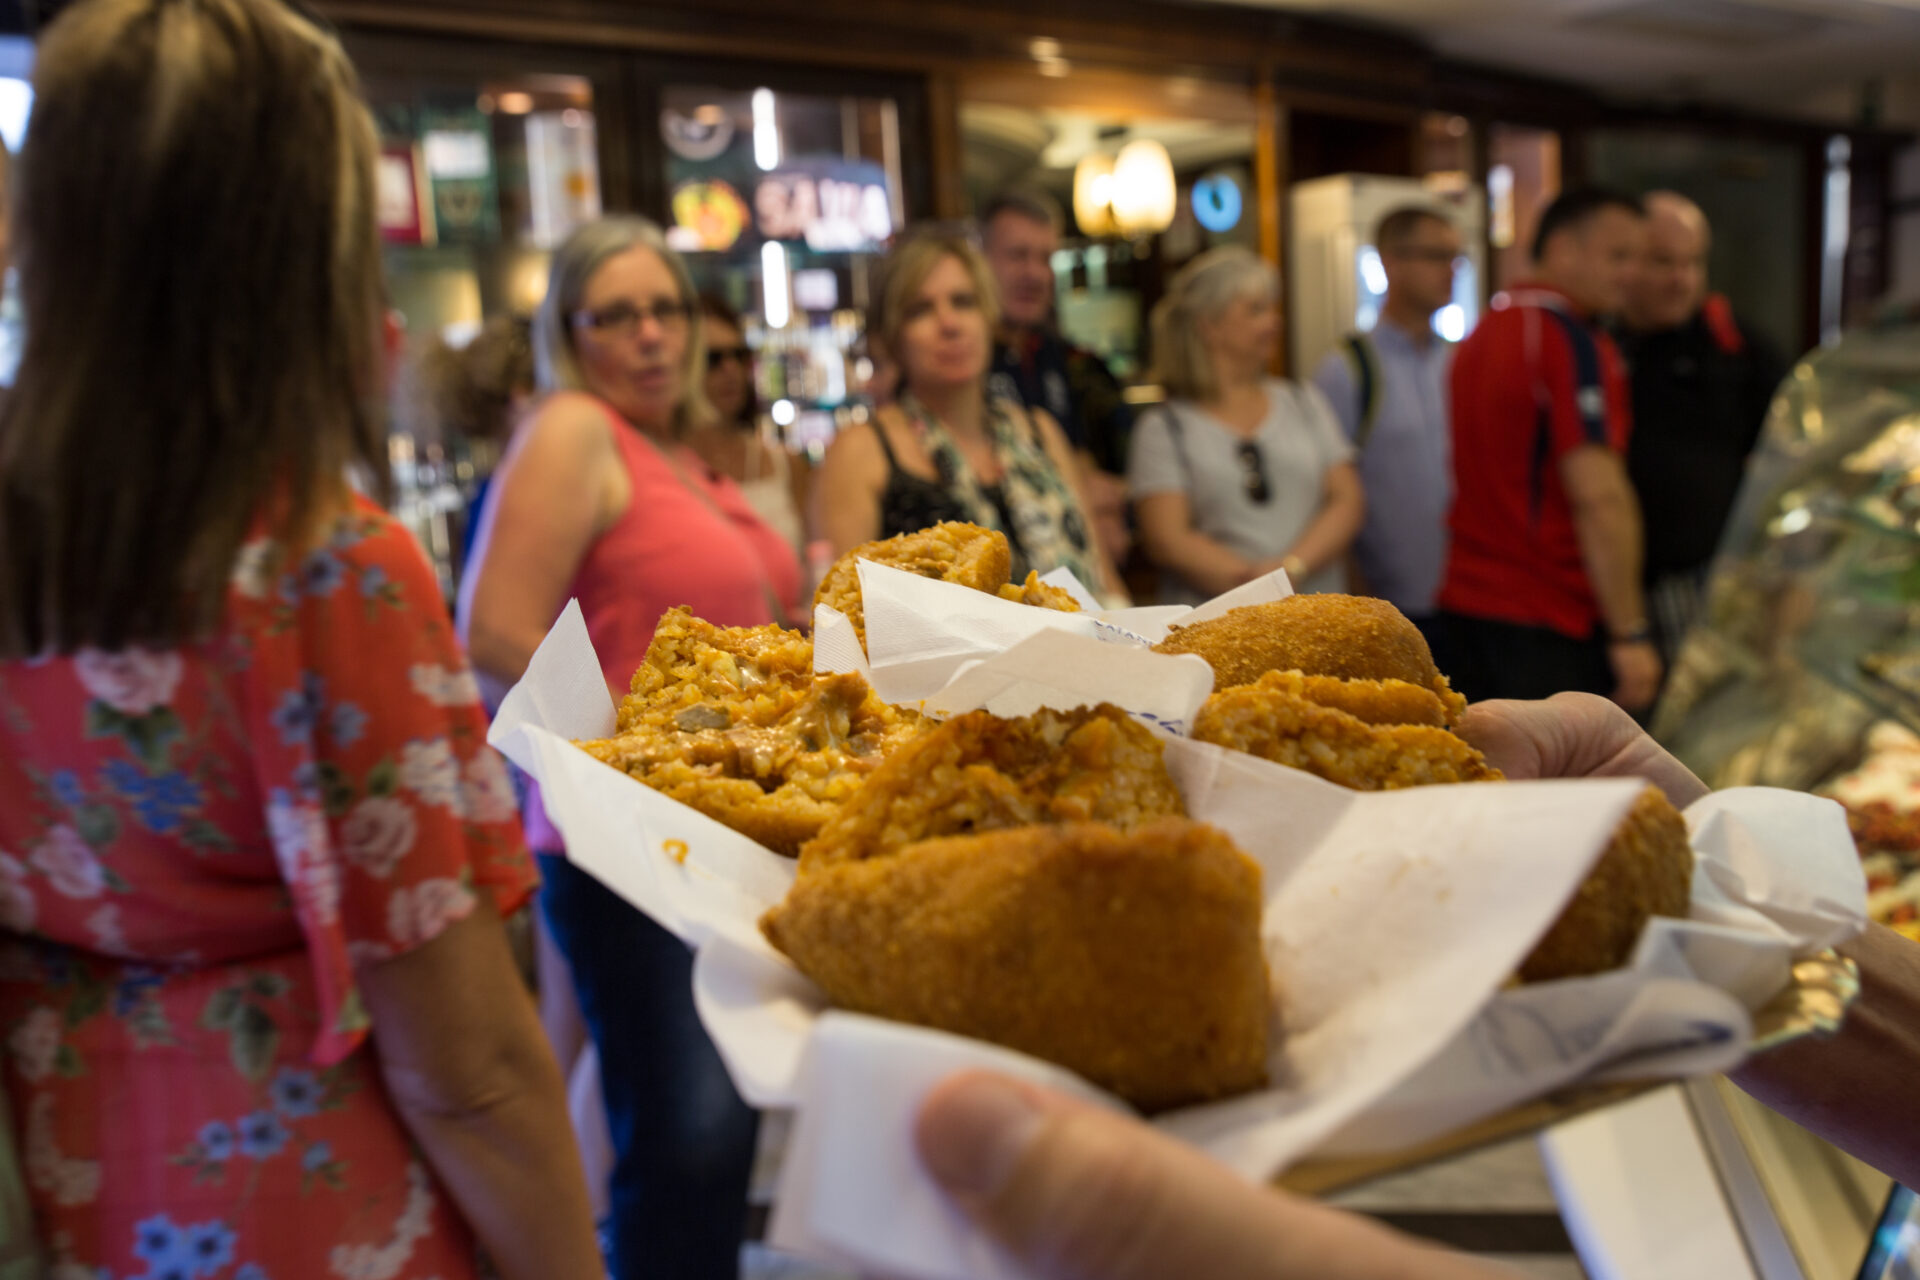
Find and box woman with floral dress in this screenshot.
[0,2,599,1277]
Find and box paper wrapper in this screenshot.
[491,585,1868,1280]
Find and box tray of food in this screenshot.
[488,522,1867,1280]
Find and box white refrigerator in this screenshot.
[1286,173,1486,376]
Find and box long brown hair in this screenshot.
[0,0,388,657]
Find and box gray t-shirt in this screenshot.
[1128,379,1355,604]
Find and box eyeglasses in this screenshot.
[1236,440,1271,505]
[570,299,692,340]
[706,345,752,370]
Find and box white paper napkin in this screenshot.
[492,594,1867,1280]
[822,559,1297,700]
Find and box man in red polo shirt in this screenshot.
[1438,187,1661,710]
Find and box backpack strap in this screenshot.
[1159,404,1192,490]
[1701,293,1745,356]
[1342,332,1384,450]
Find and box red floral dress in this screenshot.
[0,499,537,1280]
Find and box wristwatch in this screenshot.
[1609,621,1652,644]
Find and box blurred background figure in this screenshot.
[0,1,599,1276]
[1617,190,1785,677]
[419,314,536,571]
[1311,205,1461,642]
[686,294,809,565]
[1129,246,1364,604]
[980,189,1134,567]
[1437,187,1659,711]
[460,215,800,1280]
[812,230,1126,603]
[0,122,36,1280]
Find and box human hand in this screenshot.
[1606,638,1662,713]
[1457,692,1708,808]
[1252,552,1308,584]
[914,1070,1515,1280]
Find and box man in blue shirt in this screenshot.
[1311,205,1461,634]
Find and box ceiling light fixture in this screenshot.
[1072,153,1118,238]
[1110,139,1177,238]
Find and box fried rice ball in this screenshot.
[575,608,922,855]
[1520,786,1695,983]
[997,571,1083,612]
[1155,595,1465,720]
[1192,671,1501,791]
[762,816,1270,1112]
[813,522,1013,644]
[798,703,1186,870]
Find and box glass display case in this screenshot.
[1549,324,1920,1279]
[1655,302,1920,939]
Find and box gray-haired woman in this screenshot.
[1129,247,1365,603]
[459,215,799,1280]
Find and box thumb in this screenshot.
[913,1072,1292,1280]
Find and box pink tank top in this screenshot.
[525,399,804,851]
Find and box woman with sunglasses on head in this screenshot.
[1130,247,1365,603]
[459,216,799,1280]
[686,295,808,563]
[813,232,1127,605]
[0,1,598,1276]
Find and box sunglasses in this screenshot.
[706,345,752,370]
[1236,440,1271,505]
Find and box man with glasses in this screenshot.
[1436,187,1657,711]
[981,189,1135,564]
[1311,206,1461,643]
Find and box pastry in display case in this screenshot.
[1658,301,1920,944]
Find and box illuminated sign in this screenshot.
[754,158,895,253]
[669,178,751,252]
[660,105,735,162]
[1191,172,1243,234]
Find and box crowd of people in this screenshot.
[0,3,1894,1280]
[438,182,1776,731]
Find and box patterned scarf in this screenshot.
[899,391,1100,591]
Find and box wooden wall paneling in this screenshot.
[318,0,1433,95]
[957,62,1261,126]
[1469,115,1494,312]
[926,69,966,221]
[1258,73,1289,376]
[1801,136,1830,351]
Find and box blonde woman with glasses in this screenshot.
[460,215,799,1280]
[1130,247,1365,604]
